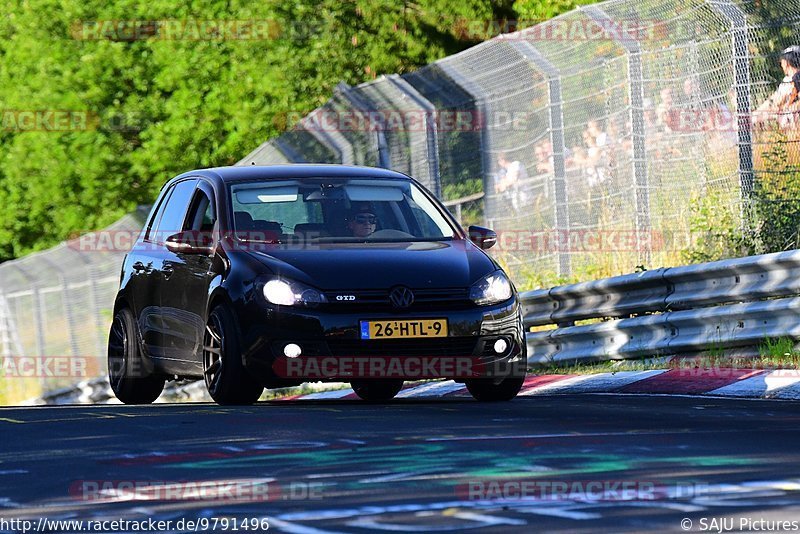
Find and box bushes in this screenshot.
[683,129,800,263]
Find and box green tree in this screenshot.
[0,0,517,261]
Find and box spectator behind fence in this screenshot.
[582,128,606,187]
[587,120,608,148]
[534,139,554,175]
[755,45,800,128]
[782,71,800,128]
[657,88,677,132]
[794,72,800,103]
[682,77,708,111]
[495,152,529,212]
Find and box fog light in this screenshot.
[284,343,302,358]
[493,339,508,354]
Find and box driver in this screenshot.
[346,204,378,238]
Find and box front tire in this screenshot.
[203,305,264,405]
[107,308,165,404]
[351,379,404,401]
[465,376,525,402]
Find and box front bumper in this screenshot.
[237,298,526,384]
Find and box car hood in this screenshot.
[244,240,498,290]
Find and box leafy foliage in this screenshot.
[748,132,800,254]
[0,0,523,261]
[683,129,800,264]
[513,0,599,22]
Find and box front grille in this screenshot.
[324,288,473,311]
[326,337,478,358]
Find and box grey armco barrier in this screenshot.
[523,250,800,365]
[31,377,212,405]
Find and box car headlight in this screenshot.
[469,271,513,306]
[263,278,327,307]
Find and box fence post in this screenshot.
[306,125,343,163]
[274,137,306,163]
[386,74,443,198]
[304,109,353,164]
[583,5,652,264]
[298,105,348,164]
[0,294,9,358]
[0,294,24,358]
[65,248,107,362]
[436,64,493,227]
[336,82,391,168]
[237,140,293,165]
[706,0,754,218]
[511,40,571,277]
[11,265,44,358]
[40,257,80,359]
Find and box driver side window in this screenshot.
[185,189,216,232]
[150,179,197,244]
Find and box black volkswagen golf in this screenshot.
[108,165,526,405]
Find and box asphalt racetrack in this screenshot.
[1,394,800,533]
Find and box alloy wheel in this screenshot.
[108,314,127,393]
[203,315,224,395]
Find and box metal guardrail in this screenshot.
[27,377,350,405]
[24,377,206,405]
[522,250,800,364]
[24,249,800,402]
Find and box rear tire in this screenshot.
[107,308,165,404]
[351,379,404,401]
[203,305,264,405]
[465,376,525,402]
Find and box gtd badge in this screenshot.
[336,295,356,301]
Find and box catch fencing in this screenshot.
[0,208,149,393]
[239,0,800,278]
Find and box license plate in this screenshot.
[360,319,448,339]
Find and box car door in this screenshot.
[146,178,198,360]
[159,180,217,363]
[130,185,173,359]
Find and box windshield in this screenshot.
[229,178,457,244]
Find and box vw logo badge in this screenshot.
[389,286,415,308]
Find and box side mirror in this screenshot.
[165,231,215,255]
[468,225,497,250]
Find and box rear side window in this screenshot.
[152,179,197,242]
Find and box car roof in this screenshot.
[177,164,414,184]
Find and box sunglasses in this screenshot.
[354,214,377,224]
